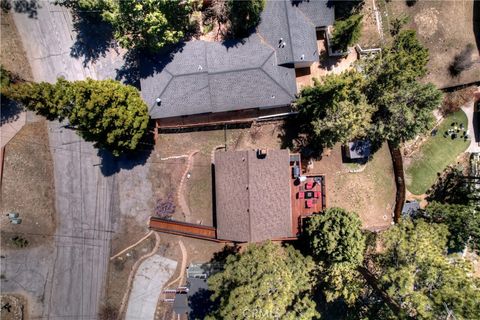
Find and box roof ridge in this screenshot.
[260,65,295,99]
[246,151,252,242]
[283,0,295,62]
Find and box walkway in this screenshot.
[462,88,480,153]
[124,254,177,320]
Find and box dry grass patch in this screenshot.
[1,121,55,249]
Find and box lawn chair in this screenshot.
[314,191,320,198]
[306,199,313,208]
[298,192,305,199]
[305,181,314,190]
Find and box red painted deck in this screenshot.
[149,217,222,241]
[290,158,326,237]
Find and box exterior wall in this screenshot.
[155,106,292,129]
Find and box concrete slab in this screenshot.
[125,254,177,320]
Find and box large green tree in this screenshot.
[330,14,363,51]
[378,219,480,319]
[304,207,366,265]
[67,79,149,155]
[304,208,367,306]
[369,81,443,145]
[2,78,73,121]
[228,0,266,37]
[102,0,192,52]
[362,30,442,145]
[296,71,373,148]
[3,78,149,156]
[425,201,480,253]
[206,241,318,320]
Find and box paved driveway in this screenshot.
[125,255,177,320]
[7,2,126,319]
[42,121,118,319]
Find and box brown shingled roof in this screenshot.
[214,149,292,242]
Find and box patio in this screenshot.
[290,156,326,236]
[295,30,358,91]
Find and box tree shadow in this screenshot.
[327,0,364,20]
[426,166,471,205]
[97,124,155,177]
[188,288,216,320]
[9,0,40,18]
[115,42,186,88]
[70,11,116,66]
[278,115,324,159]
[0,98,23,125]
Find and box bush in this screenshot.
[449,44,475,77]
[440,86,476,115]
[11,236,29,248]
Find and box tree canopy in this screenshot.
[206,241,318,320]
[101,0,192,52]
[378,219,480,319]
[304,207,366,265]
[369,81,443,145]
[295,29,442,149]
[424,201,480,254]
[330,14,363,51]
[3,78,149,156]
[303,208,367,306]
[296,71,373,148]
[227,0,266,37]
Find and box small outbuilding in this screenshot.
[344,140,372,163]
[402,200,420,217]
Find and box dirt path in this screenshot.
[177,151,199,222]
[118,232,162,318]
[110,231,154,261]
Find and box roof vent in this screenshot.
[300,54,305,60]
[155,97,162,106]
[256,149,267,159]
[198,65,203,71]
[271,95,275,99]
[281,41,286,48]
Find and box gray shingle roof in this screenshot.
[142,0,334,119]
[214,150,292,243]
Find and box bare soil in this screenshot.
[0,11,33,80]
[0,294,27,320]
[385,0,480,88]
[0,121,56,249]
[186,153,213,226]
[104,233,157,311]
[358,0,384,48]
[308,144,396,231]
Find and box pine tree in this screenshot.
[206,241,319,320]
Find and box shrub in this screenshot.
[331,14,363,52]
[449,44,475,77]
[440,86,476,115]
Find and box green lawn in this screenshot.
[406,110,469,195]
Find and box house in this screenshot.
[140,0,334,129]
[214,149,325,242]
[149,149,326,242]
